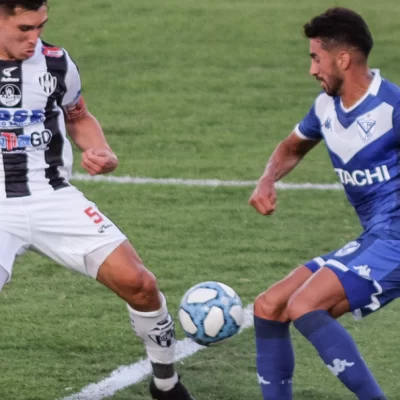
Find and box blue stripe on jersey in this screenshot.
[333,95,385,129]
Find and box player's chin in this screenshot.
[16,49,35,60]
[320,81,331,94]
[321,84,338,97]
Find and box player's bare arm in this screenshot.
[64,96,118,175]
[249,132,319,215]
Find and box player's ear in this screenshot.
[337,51,351,71]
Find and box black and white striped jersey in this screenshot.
[0,38,81,198]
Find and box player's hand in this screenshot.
[249,177,277,215]
[81,148,118,175]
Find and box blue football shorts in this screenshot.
[304,228,400,319]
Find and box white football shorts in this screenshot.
[0,185,127,281]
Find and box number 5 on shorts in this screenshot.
[84,206,104,224]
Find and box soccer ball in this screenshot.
[178,281,244,346]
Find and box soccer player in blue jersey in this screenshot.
[249,7,396,400]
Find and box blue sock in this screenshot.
[254,316,294,400]
[294,310,385,400]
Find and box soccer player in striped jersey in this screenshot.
[0,2,194,399]
[250,7,395,400]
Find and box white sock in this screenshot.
[127,293,178,391]
[153,374,179,391]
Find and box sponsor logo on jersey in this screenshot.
[42,46,64,58]
[334,165,390,187]
[0,129,53,152]
[1,67,19,83]
[334,241,360,257]
[0,109,45,128]
[0,84,21,107]
[39,72,57,96]
[357,117,376,142]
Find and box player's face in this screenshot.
[309,39,344,97]
[0,5,48,60]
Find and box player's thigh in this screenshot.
[254,265,313,321]
[287,267,348,320]
[30,187,127,278]
[288,240,367,319]
[288,232,400,321]
[0,230,28,287]
[326,235,400,319]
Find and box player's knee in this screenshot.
[254,289,288,322]
[122,267,159,306]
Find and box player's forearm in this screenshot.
[259,139,304,183]
[66,113,113,152]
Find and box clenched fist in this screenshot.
[249,177,277,215]
[81,148,118,175]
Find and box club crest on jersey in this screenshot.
[334,241,360,257]
[0,84,21,107]
[42,46,64,58]
[357,118,376,142]
[39,73,57,96]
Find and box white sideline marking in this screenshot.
[61,305,254,400]
[71,173,342,190]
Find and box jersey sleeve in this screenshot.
[294,103,322,140]
[61,51,82,107]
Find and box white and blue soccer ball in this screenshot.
[178,281,244,346]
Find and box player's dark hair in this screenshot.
[304,7,373,58]
[0,0,47,14]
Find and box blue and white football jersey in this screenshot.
[295,69,400,231]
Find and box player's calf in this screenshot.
[290,268,386,399]
[254,266,312,400]
[95,241,193,395]
[127,293,179,391]
[129,300,194,399]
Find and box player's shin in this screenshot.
[294,310,386,400]
[127,293,179,391]
[254,316,294,400]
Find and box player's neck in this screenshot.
[340,68,374,109]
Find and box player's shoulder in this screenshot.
[40,39,76,66]
[375,74,400,108]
